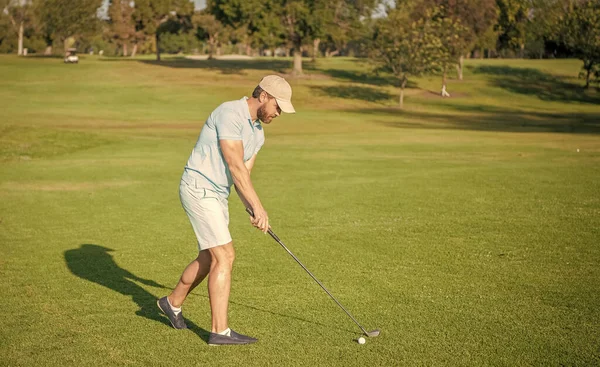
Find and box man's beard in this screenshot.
[257,104,271,123]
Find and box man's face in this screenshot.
[257,94,281,124]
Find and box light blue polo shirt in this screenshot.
[183,97,265,199]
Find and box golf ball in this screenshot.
[358,337,366,344]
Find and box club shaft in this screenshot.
[267,228,369,335]
[245,207,369,334]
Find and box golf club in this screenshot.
[246,207,380,338]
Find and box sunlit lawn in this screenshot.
[1,54,599,366]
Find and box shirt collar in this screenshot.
[241,96,262,130]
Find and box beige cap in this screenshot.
[258,75,295,113]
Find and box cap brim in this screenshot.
[275,98,295,114]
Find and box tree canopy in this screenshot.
[559,0,600,88]
[0,0,598,97]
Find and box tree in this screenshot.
[35,0,103,53]
[371,6,443,108]
[315,0,377,58]
[2,0,33,55]
[496,0,530,57]
[475,23,500,58]
[414,0,498,79]
[431,9,470,95]
[209,0,306,73]
[193,10,227,58]
[133,0,194,61]
[108,0,135,56]
[250,7,285,57]
[261,0,312,74]
[560,0,600,88]
[208,0,377,73]
[214,0,313,75]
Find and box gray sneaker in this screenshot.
[157,297,187,329]
[208,329,258,346]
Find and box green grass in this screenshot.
[1,54,599,366]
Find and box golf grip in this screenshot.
[245,207,369,335]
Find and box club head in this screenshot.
[365,329,380,337]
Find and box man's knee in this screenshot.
[209,242,235,269]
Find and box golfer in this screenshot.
[157,75,295,346]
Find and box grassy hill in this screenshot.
[1,55,599,366]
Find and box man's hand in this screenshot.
[250,206,269,233]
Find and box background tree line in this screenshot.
[1,0,598,97]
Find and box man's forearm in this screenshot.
[229,163,263,211]
[234,184,251,209]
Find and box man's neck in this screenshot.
[246,98,259,121]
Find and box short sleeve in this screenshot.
[215,109,244,140]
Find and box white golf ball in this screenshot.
[358,337,366,344]
[577,149,580,152]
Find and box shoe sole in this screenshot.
[157,299,182,329]
[207,338,257,346]
[208,342,256,346]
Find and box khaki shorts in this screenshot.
[179,176,232,251]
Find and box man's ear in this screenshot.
[259,91,268,103]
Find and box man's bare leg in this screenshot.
[207,242,235,333]
[168,250,212,308]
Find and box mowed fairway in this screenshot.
[1,54,599,366]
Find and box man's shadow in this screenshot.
[64,244,210,342]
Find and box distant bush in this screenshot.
[0,34,48,55]
[159,32,203,54]
[24,37,49,54]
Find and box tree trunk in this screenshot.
[123,43,128,57]
[246,44,252,56]
[520,43,525,58]
[18,21,24,56]
[456,55,464,80]
[480,47,483,60]
[399,77,407,108]
[156,33,161,61]
[44,46,52,55]
[131,44,138,57]
[584,66,591,89]
[271,48,275,57]
[312,38,320,62]
[285,48,290,57]
[441,68,449,97]
[292,46,303,75]
[208,37,214,59]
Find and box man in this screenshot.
[157,75,295,346]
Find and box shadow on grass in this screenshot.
[311,85,394,102]
[322,68,395,86]
[132,57,293,75]
[471,65,600,104]
[101,56,396,87]
[64,244,210,342]
[319,68,419,90]
[21,55,65,60]
[355,106,600,134]
[64,244,355,338]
